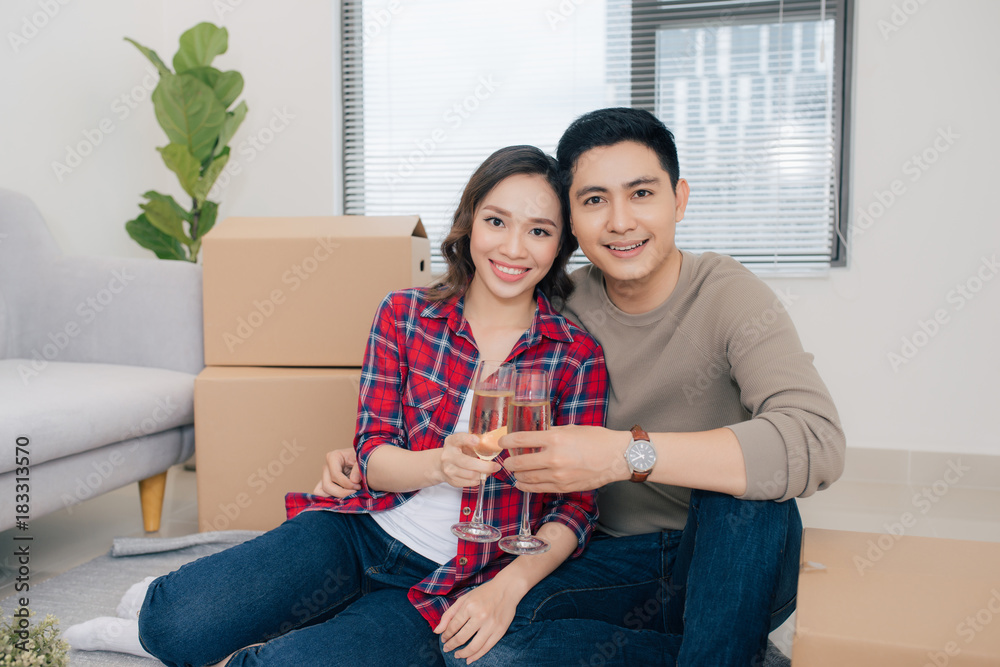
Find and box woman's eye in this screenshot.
[485,216,504,227]
[529,228,552,237]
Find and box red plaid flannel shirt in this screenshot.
[285,287,608,627]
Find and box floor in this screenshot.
[2,464,999,654]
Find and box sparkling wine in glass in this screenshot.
[499,369,551,555]
[451,360,514,543]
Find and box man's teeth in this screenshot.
[610,241,646,251]
[495,263,527,275]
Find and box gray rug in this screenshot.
[0,531,262,666]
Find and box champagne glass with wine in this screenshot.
[451,360,514,543]
[499,368,551,555]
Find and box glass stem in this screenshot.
[471,473,487,525]
[518,490,532,537]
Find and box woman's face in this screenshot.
[467,173,563,304]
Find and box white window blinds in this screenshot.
[342,0,851,274]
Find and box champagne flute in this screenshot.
[499,369,551,555]
[451,360,514,543]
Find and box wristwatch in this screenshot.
[624,424,656,482]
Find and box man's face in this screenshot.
[567,141,689,287]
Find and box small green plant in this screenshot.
[0,608,69,666]
[125,22,248,262]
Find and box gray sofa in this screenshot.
[0,189,203,532]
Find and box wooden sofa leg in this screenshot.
[139,471,168,532]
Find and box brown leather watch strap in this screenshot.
[629,425,652,482]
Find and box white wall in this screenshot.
[0,0,338,259]
[765,0,1000,456]
[2,0,996,456]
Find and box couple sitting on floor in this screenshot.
[67,107,844,667]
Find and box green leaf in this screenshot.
[126,213,186,260]
[185,67,244,108]
[124,37,171,76]
[194,200,219,240]
[215,100,248,156]
[173,22,228,73]
[194,149,229,204]
[157,144,201,198]
[140,198,190,245]
[142,190,192,223]
[152,74,227,163]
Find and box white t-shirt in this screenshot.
[370,391,472,565]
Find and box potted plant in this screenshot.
[0,609,68,666]
[125,22,248,261]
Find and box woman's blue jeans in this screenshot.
[442,489,802,667]
[137,510,446,667]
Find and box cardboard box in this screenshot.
[195,366,361,532]
[202,216,431,367]
[793,528,1000,666]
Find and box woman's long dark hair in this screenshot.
[431,145,577,304]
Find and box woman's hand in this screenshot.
[435,578,523,663]
[439,433,500,488]
[312,448,361,498]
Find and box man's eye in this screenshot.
[634,189,652,198]
[584,196,602,205]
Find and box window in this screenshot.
[342,0,853,274]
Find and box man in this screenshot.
[320,108,845,665]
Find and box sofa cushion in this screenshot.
[0,359,195,473]
[0,287,7,359]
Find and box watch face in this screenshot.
[627,440,656,472]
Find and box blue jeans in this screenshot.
[443,489,801,667]
[137,511,446,667]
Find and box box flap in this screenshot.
[207,216,426,240]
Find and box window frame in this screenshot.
[627,0,855,267]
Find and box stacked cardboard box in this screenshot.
[195,216,431,531]
[794,528,1000,665]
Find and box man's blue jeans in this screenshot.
[443,489,802,666]
[137,510,446,667]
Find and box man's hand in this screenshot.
[312,448,360,498]
[500,425,630,494]
[435,578,521,664]
[439,433,501,488]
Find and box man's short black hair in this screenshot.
[556,107,680,192]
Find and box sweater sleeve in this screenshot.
[720,271,846,501]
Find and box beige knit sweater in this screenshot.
[562,251,845,536]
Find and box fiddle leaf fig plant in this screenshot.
[124,22,248,261]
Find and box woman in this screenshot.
[87,146,607,667]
